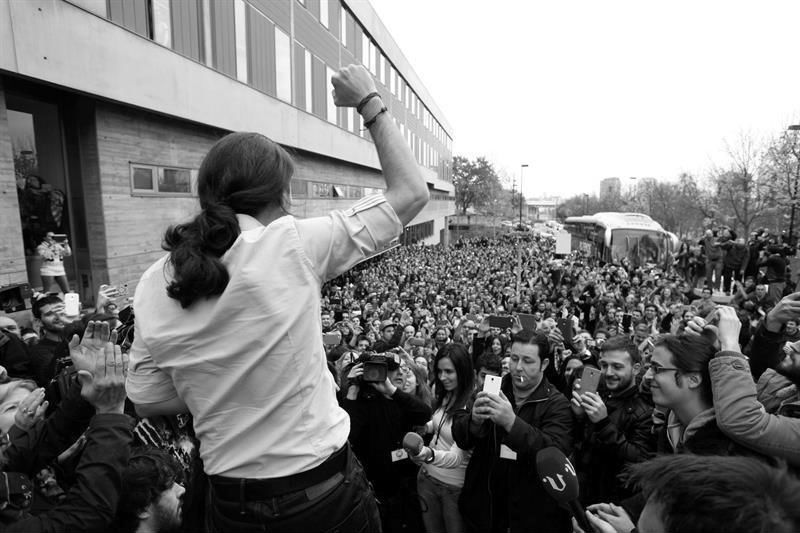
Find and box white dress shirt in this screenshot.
[127,195,402,478]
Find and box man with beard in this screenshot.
[706,299,800,466]
[28,294,68,386]
[113,448,185,533]
[571,336,655,504]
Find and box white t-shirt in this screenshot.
[127,195,402,478]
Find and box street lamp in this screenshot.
[786,125,800,246]
[519,163,529,226]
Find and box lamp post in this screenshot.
[519,163,529,226]
[787,125,800,247]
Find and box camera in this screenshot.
[357,351,401,383]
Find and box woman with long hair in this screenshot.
[411,343,475,533]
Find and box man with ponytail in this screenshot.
[126,64,429,532]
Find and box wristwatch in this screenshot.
[424,448,436,464]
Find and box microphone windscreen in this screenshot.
[536,446,580,503]
[402,432,424,455]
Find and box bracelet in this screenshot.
[364,107,387,129]
[424,448,435,464]
[356,92,380,114]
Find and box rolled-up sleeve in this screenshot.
[296,194,403,282]
[126,326,179,405]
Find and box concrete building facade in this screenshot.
[0,0,454,305]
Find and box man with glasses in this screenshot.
[646,334,756,456]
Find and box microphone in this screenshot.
[536,446,592,532]
[402,432,424,456]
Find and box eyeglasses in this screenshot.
[648,364,681,375]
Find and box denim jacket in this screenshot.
[709,352,800,466]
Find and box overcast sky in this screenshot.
[368,0,800,199]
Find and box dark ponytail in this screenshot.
[163,132,294,308]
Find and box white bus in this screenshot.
[563,212,673,268]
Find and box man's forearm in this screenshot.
[361,98,429,226]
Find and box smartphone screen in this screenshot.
[580,366,602,394]
[489,315,513,329]
[483,374,502,395]
[622,313,632,330]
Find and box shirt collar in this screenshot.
[236,214,263,231]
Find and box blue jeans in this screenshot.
[417,468,466,533]
[206,445,381,533]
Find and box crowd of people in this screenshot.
[314,229,800,533]
[0,63,799,533]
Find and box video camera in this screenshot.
[357,350,401,383]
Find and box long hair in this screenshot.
[163,132,294,308]
[432,343,474,417]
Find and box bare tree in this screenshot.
[710,133,773,236]
[763,129,800,244]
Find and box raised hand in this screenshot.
[69,321,118,375]
[76,337,128,414]
[14,388,49,430]
[331,65,377,108]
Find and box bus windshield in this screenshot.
[610,229,668,267]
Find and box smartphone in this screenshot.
[483,374,502,395]
[621,313,633,331]
[518,313,537,332]
[580,366,602,394]
[557,318,574,342]
[64,292,80,317]
[322,331,342,345]
[488,315,513,329]
[409,337,426,347]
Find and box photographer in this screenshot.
[343,351,432,533]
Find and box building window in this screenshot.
[311,182,332,197]
[291,179,308,197]
[304,49,313,113]
[326,66,337,123]
[380,54,387,86]
[234,0,248,83]
[275,28,291,102]
[160,168,192,193]
[132,165,156,191]
[340,7,347,46]
[361,33,369,65]
[320,0,328,28]
[389,67,395,95]
[351,108,360,134]
[151,0,171,47]
[131,164,194,196]
[369,40,377,74]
